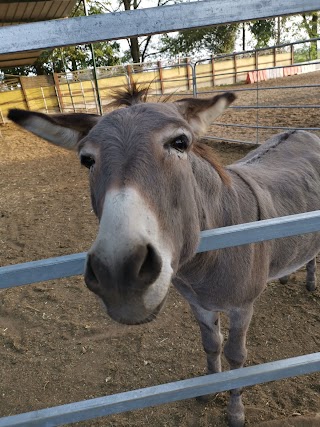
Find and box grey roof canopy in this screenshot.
[0,0,78,68]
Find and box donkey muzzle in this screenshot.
[84,242,168,324]
[85,243,162,294]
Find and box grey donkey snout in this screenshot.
[85,243,163,294]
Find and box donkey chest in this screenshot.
[178,252,266,310]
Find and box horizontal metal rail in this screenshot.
[0,353,319,427]
[204,135,259,145]
[198,84,320,94]
[2,211,320,289]
[230,105,320,109]
[213,123,320,131]
[198,58,320,73]
[195,47,320,145]
[194,59,320,83]
[0,0,319,54]
[195,36,320,62]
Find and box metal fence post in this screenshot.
[186,57,192,91]
[83,0,103,115]
[191,62,197,97]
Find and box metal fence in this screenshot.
[0,353,319,426]
[1,212,320,426]
[193,38,320,145]
[2,37,320,134]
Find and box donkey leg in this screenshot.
[306,258,317,292]
[191,305,223,402]
[224,305,254,427]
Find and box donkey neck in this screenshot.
[190,152,261,231]
[176,152,261,291]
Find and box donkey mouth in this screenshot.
[104,294,168,326]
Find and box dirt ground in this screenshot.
[0,73,319,427]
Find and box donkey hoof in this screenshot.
[279,275,289,285]
[306,281,316,292]
[227,394,245,427]
[227,412,245,427]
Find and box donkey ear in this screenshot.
[8,109,100,150]
[175,92,236,136]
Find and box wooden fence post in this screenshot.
[255,50,259,70]
[126,65,134,88]
[273,46,277,67]
[157,60,165,94]
[19,76,31,110]
[211,55,215,86]
[53,73,64,112]
[291,44,294,65]
[234,53,237,84]
[186,58,192,91]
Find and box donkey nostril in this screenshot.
[138,244,162,284]
[85,254,100,292]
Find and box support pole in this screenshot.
[234,53,237,84]
[157,61,164,94]
[186,58,192,91]
[291,44,294,65]
[126,64,134,88]
[211,55,215,87]
[83,0,103,115]
[191,63,197,97]
[19,76,31,110]
[53,73,64,112]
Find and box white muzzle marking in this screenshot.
[91,187,173,310]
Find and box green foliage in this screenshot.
[301,12,318,60]
[161,24,239,57]
[249,19,275,48]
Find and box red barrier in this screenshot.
[246,70,267,84]
[283,66,302,76]
[246,65,303,84]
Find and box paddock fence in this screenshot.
[1,0,320,425]
[193,38,320,145]
[1,212,320,426]
[0,40,318,105]
[1,38,320,146]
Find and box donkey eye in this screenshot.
[170,135,189,153]
[80,155,95,169]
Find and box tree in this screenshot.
[2,0,120,76]
[248,19,276,48]
[160,24,239,58]
[108,0,178,63]
[301,12,319,59]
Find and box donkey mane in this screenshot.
[110,84,230,185]
[192,142,231,185]
[110,82,149,107]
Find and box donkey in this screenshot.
[8,88,320,427]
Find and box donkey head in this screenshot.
[8,88,235,325]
